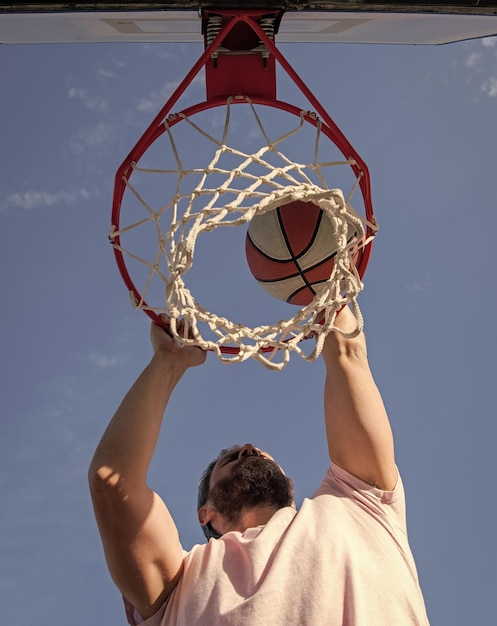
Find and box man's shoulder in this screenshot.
[307,463,407,533]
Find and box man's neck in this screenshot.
[233,505,283,533]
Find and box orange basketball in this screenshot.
[245,200,357,306]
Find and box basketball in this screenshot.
[245,200,357,306]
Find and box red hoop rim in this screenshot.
[111,96,374,354]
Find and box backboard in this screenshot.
[1,1,497,45]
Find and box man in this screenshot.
[89,307,430,625]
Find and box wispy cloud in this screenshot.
[97,67,116,81]
[463,37,497,99]
[481,76,497,97]
[0,187,91,212]
[405,277,432,292]
[135,79,182,114]
[86,349,121,368]
[465,51,481,68]
[69,121,115,154]
[481,36,497,48]
[135,74,205,114]
[68,86,109,113]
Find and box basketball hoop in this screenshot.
[110,9,377,370]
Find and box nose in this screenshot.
[238,443,261,459]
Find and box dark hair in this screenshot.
[197,446,240,541]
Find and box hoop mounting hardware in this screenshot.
[203,9,280,100]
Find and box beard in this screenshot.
[208,457,294,526]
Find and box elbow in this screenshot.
[88,457,122,498]
[88,464,133,519]
[88,465,109,498]
[88,456,145,506]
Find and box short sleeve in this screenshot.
[312,462,407,530]
[123,597,168,626]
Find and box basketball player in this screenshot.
[89,307,429,625]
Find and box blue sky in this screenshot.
[1,29,497,626]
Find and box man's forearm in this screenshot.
[321,307,397,490]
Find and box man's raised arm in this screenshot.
[321,307,397,490]
[88,317,206,620]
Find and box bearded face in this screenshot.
[207,456,294,527]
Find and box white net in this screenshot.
[111,96,376,370]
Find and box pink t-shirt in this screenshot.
[126,463,429,625]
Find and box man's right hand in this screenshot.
[151,314,207,370]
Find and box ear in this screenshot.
[198,504,216,526]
